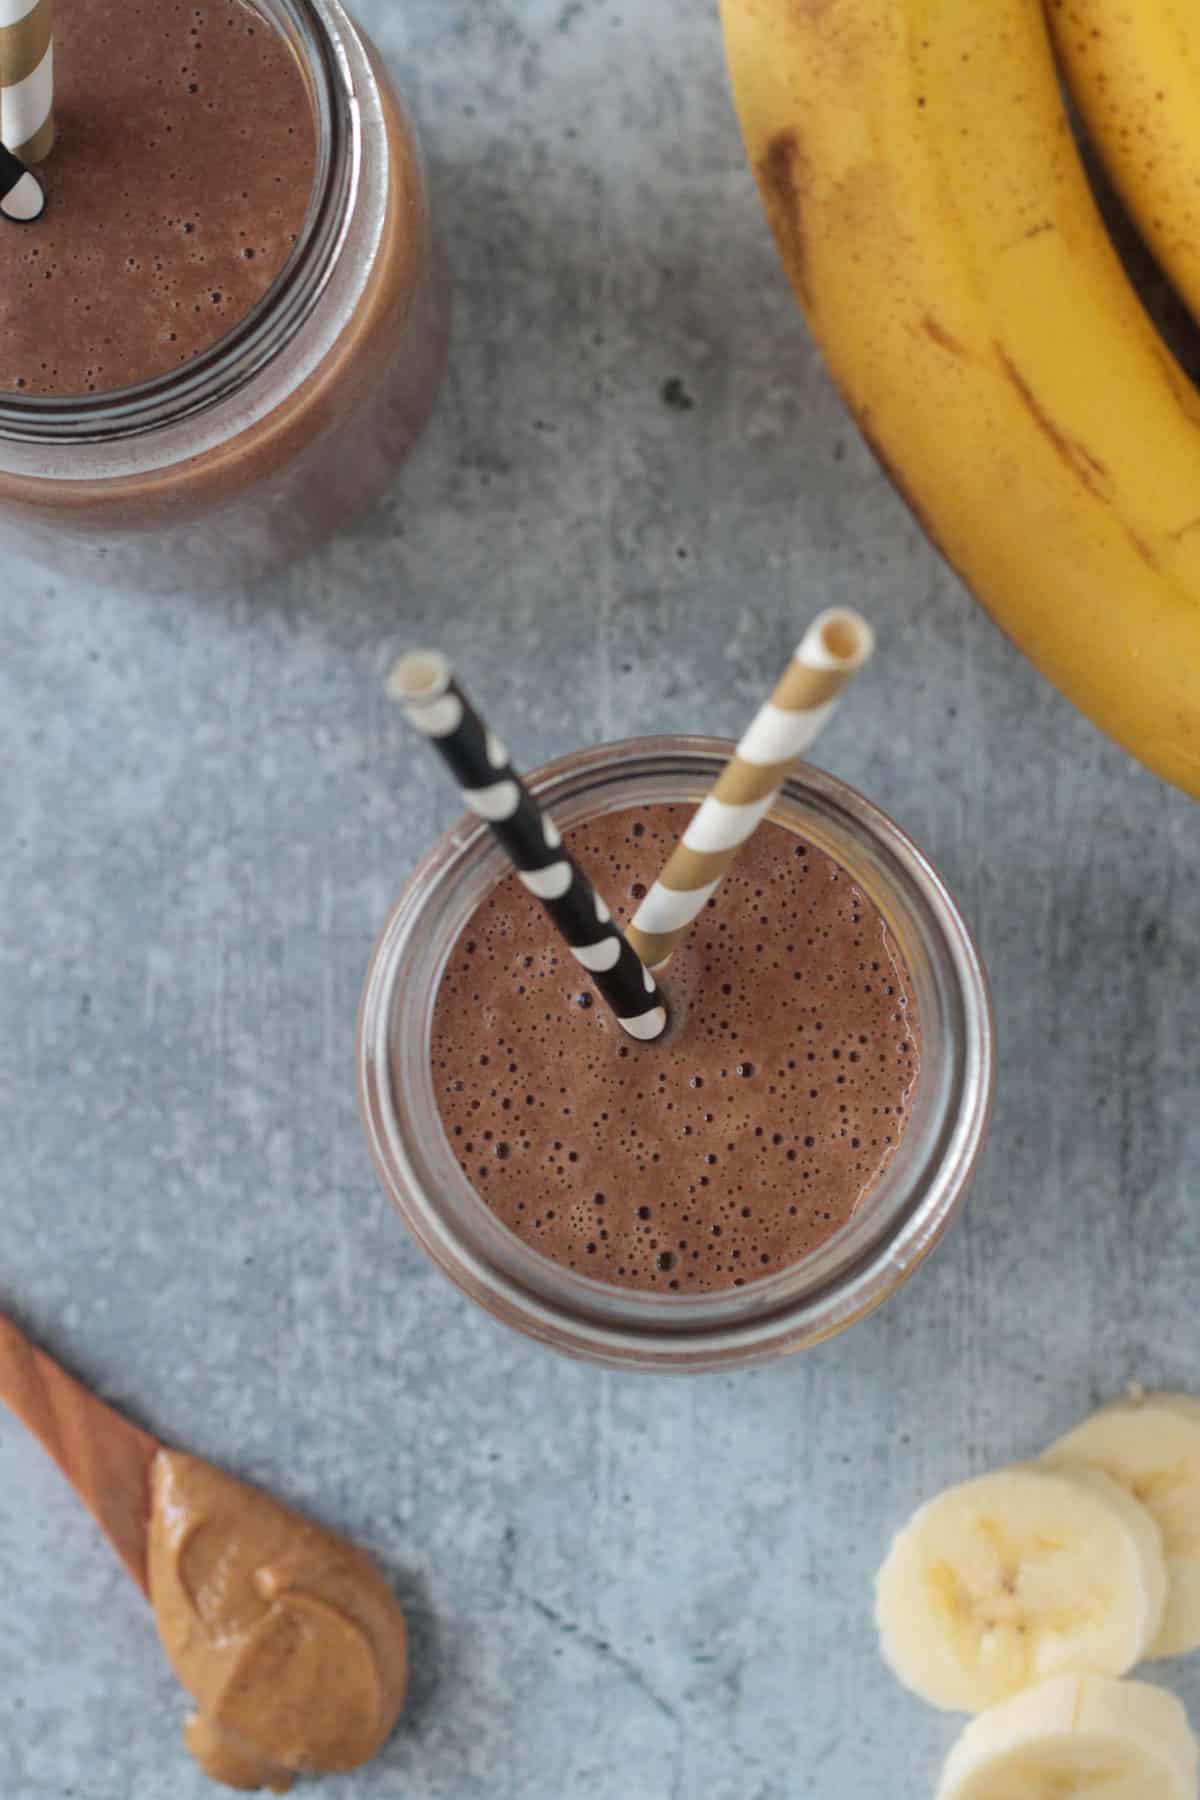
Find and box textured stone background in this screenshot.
[1,2,1198,1796]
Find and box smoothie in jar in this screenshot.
[432,805,921,1293]
[358,739,993,1370]
[0,0,317,397]
[0,0,449,588]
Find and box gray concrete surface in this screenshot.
[1,1,1198,1796]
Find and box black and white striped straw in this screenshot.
[388,652,668,1043]
[0,143,43,224]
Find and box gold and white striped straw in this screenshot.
[626,608,875,971]
[0,0,53,166]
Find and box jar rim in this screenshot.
[358,736,995,1371]
[0,0,359,445]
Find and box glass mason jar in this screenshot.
[358,737,994,1373]
[0,0,449,591]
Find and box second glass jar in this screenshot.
[0,0,449,590]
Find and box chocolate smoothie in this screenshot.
[432,806,921,1294]
[0,0,448,587]
[0,0,315,395]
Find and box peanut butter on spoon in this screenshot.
[149,1452,408,1792]
[0,1316,408,1792]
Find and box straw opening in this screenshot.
[388,651,452,705]
[806,608,875,673]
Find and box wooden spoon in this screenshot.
[0,1314,159,1596]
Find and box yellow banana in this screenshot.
[1047,0,1200,330]
[721,0,1200,796]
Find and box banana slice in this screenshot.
[936,1673,1199,1800]
[1044,1392,1200,1659]
[875,1466,1167,1712]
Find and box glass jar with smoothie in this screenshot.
[0,0,448,589]
[358,737,994,1372]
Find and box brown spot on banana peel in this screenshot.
[996,346,1110,494]
[854,371,1157,586]
[921,315,965,356]
[1128,530,1160,570]
[997,350,1166,568]
[757,129,810,307]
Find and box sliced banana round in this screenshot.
[1044,1391,1200,1659]
[936,1673,1199,1800]
[874,1465,1167,1712]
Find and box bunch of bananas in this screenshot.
[721,0,1200,797]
